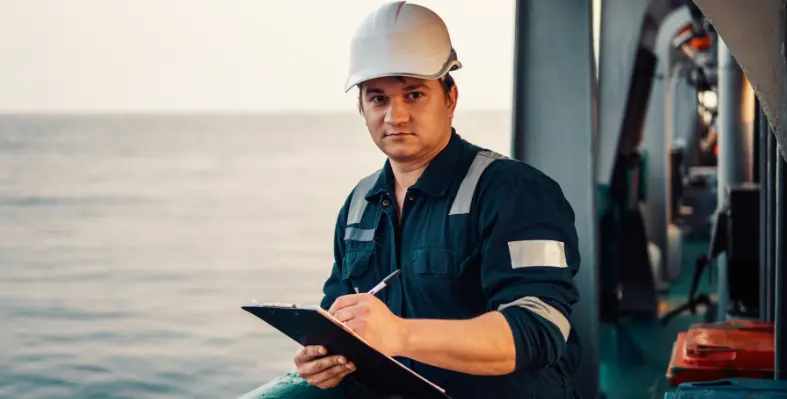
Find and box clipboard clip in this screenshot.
[251,299,298,308]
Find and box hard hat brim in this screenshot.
[344,52,462,93]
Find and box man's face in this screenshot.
[359,76,458,163]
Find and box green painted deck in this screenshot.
[599,239,712,399]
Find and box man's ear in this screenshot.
[446,85,458,119]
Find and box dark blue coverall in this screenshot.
[317,130,582,399]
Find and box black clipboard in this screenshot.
[242,302,451,399]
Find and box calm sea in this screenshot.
[0,112,510,399]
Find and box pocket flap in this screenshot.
[342,250,373,279]
[411,248,454,275]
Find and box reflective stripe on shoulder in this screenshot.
[507,240,568,268]
[347,169,382,225]
[344,227,375,242]
[498,296,571,341]
[448,150,507,215]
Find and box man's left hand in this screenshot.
[329,294,406,357]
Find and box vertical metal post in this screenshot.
[715,39,735,321]
[715,38,755,320]
[511,0,598,396]
[775,146,786,380]
[767,126,777,322]
[758,103,769,322]
[754,99,761,184]
[717,38,756,199]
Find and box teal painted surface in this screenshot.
[236,373,347,399]
[236,372,400,399]
[600,240,712,399]
[666,378,787,398]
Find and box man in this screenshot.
[293,2,582,398]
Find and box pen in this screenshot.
[367,269,401,296]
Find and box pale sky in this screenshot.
[0,1,519,113]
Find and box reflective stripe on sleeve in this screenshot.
[507,240,568,269]
[498,296,571,341]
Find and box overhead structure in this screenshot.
[597,0,689,187]
[692,0,787,161]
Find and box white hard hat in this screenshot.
[344,1,462,92]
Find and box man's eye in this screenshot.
[371,96,387,104]
[407,92,424,100]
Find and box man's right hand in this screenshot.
[294,345,356,389]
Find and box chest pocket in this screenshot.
[341,247,378,293]
[412,248,463,277]
[410,246,484,317]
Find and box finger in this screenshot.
[294,345,327,365]
[316,367,355,389]
[333,306,359,323]
[299,355,347,376]
[315,363,356,389]
[306,363,345,386]
[329,294,361,315]
[309,361,355,387]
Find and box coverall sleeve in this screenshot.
[319,193,354,311]
[476,172,581,372]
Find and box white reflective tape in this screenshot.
[347,170,382,225]
[449,151,506,215]
[344,227,375,242]
[498,296,571,341]
[507,240,568,269]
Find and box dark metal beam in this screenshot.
[692,0,787,162]
[776,147,787,380]
[597,0,655,186]
[759,102,770,322]
[767,124,777,323]
[511,0,598,397]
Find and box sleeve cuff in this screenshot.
[499,305,567,372]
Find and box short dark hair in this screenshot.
[357,73,455,113]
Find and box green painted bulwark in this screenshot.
[236,373,346,399]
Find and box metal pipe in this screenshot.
[717,39,756,194]
[715,38,756,320]
[715,39,736,321]
[775,147,786,380]
[510,0,526,161]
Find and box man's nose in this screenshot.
[384,99,410,126]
